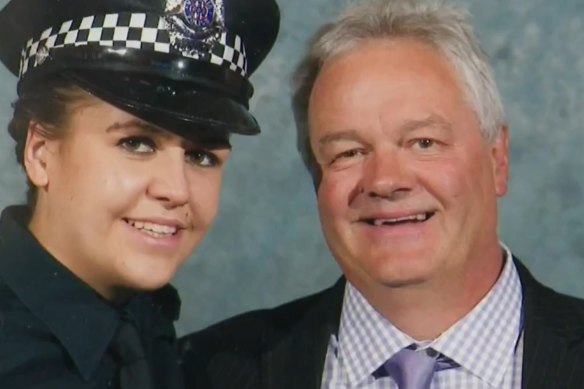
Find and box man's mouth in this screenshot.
[363,212,435,226]
[123,219,178,238]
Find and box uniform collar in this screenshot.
[0,206,180,381]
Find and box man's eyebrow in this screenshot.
[315,115,452,147]
[400,115,453,133]
[317,129,364,147]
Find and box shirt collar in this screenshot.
[433,244,523,386]
[337,280,412,385]
[336,244,523,387]
[0,206,179,381]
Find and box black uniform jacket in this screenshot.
[180,259,584,389]
[0,206,184,389]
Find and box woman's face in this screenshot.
[27,95,231,301]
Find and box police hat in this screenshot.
[0,0,280,136]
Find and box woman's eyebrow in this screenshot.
[186,135,232,150]
[106,119,233,150]
[105,120,165,136]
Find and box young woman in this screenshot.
[0,0,279,388]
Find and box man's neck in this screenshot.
[350,246,505,341]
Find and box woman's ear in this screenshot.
[23,121,53,188]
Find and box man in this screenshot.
[180,0,584,388]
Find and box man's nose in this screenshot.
[361,149,414,201]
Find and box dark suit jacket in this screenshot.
[179,259,584,388]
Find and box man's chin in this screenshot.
[365,260,440,290]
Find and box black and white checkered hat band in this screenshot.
[20,12,248,78]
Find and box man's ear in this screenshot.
[491,125,509,197]
[23,122,54,189]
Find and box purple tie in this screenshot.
[382,346,458,389]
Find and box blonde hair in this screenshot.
[292,0,505,183]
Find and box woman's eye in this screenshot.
[186,149,220,167]
[119,136,156,154]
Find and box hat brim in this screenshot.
[64,69,260,137]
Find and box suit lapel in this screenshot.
[261,278,345,389]
[255,259,584,389]
[516,259,584,388]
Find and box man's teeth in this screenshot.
[126,220,177,236]
[372,213,429,226]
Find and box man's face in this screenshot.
[308,38,509,292]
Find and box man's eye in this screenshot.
[331,149,364,163]
[186,149,220,167]
[340,149,364,159]
[119,137,156,154]
[414,139,436,149]
[326,148,366,167]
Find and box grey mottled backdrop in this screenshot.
[0,0,583,335]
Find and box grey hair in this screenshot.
[291,0,506,184]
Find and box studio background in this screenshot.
[0,0,583,336]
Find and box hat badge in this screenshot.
[184,0,216,27]
[165,0,225,58]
